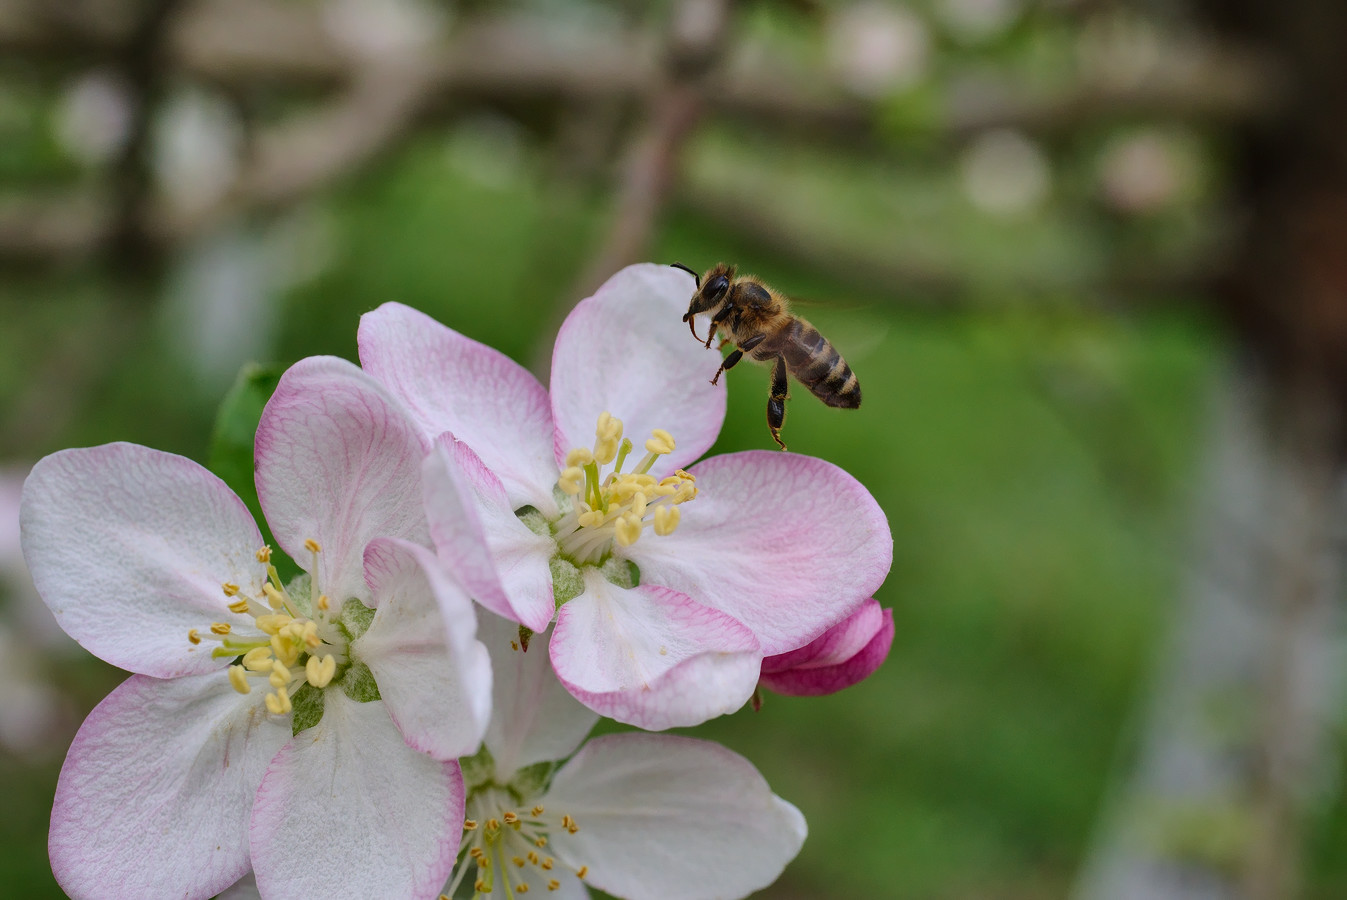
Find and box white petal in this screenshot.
[358,302,560,514]
[21,444,265,677]
[255,356,429,604]
[356,537,492,759]
[550,263,725,475]
[215,873,261,900]
[550,571,761,730]
[543,733,807,900]
[422,436,557,632]
[250,693,465,900]
[478,609,597,777]
[49,673,289,900]
[629,450,893,654]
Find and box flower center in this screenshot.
[550,412,697,566]
[188,540,349,716]
[445,786,590,897]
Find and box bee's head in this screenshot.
[680,263,734,322]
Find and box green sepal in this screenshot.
[340,660,381,703]
[290,683,326,735]
[340,597,376,642]
[283,573,313,617]
[207,363,298,581]
[599,556,640,589]
[460,744,495,791]
[518,625,534,653]
[550,555,584,608]
[515,505,552,537]
[510,761,556,801]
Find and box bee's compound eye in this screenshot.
[707,274,730,302]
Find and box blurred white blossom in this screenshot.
[827,2,931,97]
[1098,129,1198,215]
[938,0,1021,45]
[152,87,242,215]
[53,70,132,167]
[960,128,1051,216]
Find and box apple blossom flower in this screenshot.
[21,357,490,900]
[357,263,893,730]
[757,596,894,701]
[446,612,806,900]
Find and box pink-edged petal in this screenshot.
[356,537,492,759]
[628,450,893,655]
[358,303,559,513]
[50,673,290,900]
[21,444,264,677]
[423,436,556,632]
[478,609,597,776]
[255,356,429,604]
[250,692,464,900]
[759,605,894,697]
[761,596,887,673]
[544,734,807,900]
[550,570,761,730]
[550,263,725,475]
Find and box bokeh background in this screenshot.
[3,0,1347,898]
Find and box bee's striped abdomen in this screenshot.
[784,320,861,409]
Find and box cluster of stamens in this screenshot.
[552,412,697,565]
[443,789,589,897]
[188,541,347,715]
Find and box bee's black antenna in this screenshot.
[669,262,700,288]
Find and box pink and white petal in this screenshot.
[358,303,559,513]
[478,610,597,776]
[550,263,725,475]
[550,571,761,730]
[423,437,556,632]
[543,734,807,900]
[356,537,492,760]
[21,444,264,678]
[759,606,894,697]
[255,356,430,604]
[628,450,893,655]
[761,597,887,673]
[250,692,464,900]
[50,673,289,900]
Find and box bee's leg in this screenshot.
[711,333,765,385]
[705,306,735,349]
[767,356,789,450]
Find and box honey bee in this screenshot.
[674,262,861,450]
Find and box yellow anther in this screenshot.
[316,594,330,613]
[503,811,520,825]
[629,492,648,518]
[242,647,274,672]
[271,633,299,666]
[464,820,478,831]
[558,467,584,495]
[564,448,594,468]
[654,504,681,536]
[473,880,487,892]
[301,620,321,647]
[541,858,553,870]
[222,582,240,596]
[316,654,337,687]
[255,614,292,635]
[517,884,529,894]
[210,622,231,636]
[227,598,250,615]
[561,815,576,830]
[512,857,525,867]
[645,429,675,455]
[535,838,547,848]
[576,865,588,878]
[595,411,622,442]
[263,583,286,609]
[228,665,250,694]
[256,546,272,563]
[614,514,642,547]
[188,628,201,645]
[264,685,292,715]
[304,539,322,553]
[577,509,605,528]
[269,661,293,688]
[531,805,545,816]
[470,847,485,860]
[528,851,539,864]
[487,818,501,832]
[548,880,560,892]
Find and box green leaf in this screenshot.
[207,363,297,579]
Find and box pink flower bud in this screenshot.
[758,598,893,697]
